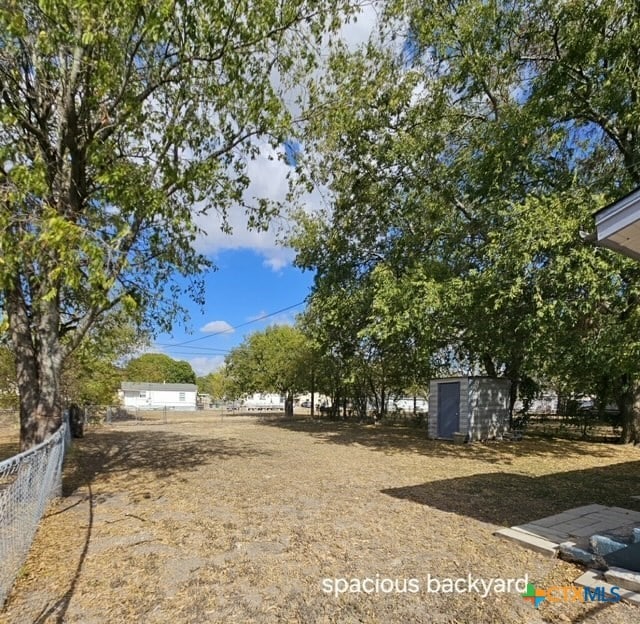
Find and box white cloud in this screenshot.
[339,4,380,50]
[192,6,380,270]
[188,355,226,376]
[247,310,268,322]
[265,312,297,327]
[263,248,295,271]
[200,320,234,334]
[193,142,309,271]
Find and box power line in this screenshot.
[157,348,232,355]
[159,300,306,348]
[159,353,231,359]
[154,344,231,353]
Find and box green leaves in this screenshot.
[288,0,640,422]
[0,0,357,444]
[125,353,196,385]
[225,325,310,396]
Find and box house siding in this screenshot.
[429,377,510,441]
[468,377,510,441]
[120,382,197,411]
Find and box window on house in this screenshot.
[179,392,185,401]
[139,392,146,398]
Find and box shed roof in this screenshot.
[594,187,640,261]
[121,382,197,392]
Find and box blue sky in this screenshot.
[152,248,314,375]
[144,7,379,376]
[147,138,319,376]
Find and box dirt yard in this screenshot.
[2,414,640,623]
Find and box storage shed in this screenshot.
[428,377,511,441]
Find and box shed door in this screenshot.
[438,382,460,438]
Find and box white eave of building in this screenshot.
[121,382,197,392]
[594,186,640,261]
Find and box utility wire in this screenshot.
[159,300,306,348]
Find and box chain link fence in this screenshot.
[0,421,70,606]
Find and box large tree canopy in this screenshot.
[196,367,232,402]
[290,0,640,440]
[0,0,354,447]
[225,324,310,417]
[61,310,148,405]
[125,352,195,385]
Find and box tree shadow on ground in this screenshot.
[34,482,95,624]
[24,427,270,620]
[260,418,623,463]
[62,428,271,496]
[381,460,640,527]
[0,440,20,463]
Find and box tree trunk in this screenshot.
[310,368,315,419]
[7,286,64,450]
[507,378,519,429]
[482,354,497,378]
[616,377,640,444]
[285,392,294,419]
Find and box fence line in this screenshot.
[0,422,70,607]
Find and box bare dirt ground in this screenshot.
[1,413,640,623]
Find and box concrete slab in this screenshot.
[570,523,618,538]
[533,512,590,527]
[494,527,558,556]
[499,505,640,604]
[609,506,640,517]
[573,521,631,534]
[575,570,640,605]
[568,504,609,514]
[516,524,572,542]
[605,566,640,592]
[556,515,613,529]
[594,508,636,517]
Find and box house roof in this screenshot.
[121,382,197,392]
[594,186,640,261]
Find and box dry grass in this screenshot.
[0,411,19,462]
[1,414,640,623]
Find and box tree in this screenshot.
[1,309,146,408]
[61,310,148,405]
[0,345,18,408]
[197,367,233,402]
[0,0,354,448]
[225,325,310,417]
[292,259,436,420]
[290,0,640,440]
[125,353,195,384]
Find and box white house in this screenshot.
[242,392,285,411]
[120,382,197,411]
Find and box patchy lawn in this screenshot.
[1,415,639,623]
[0,412,19,462]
